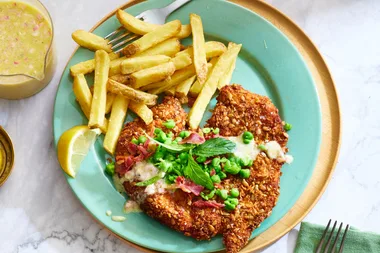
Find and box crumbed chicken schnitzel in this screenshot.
[115,85,289,253]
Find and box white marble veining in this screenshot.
[1,0,380,252]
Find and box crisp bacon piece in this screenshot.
[126,143,138,155]
[176,176,204,196]
[192,200,225,208]
[179,132,205,144]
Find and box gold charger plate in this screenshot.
[68,0,341,252]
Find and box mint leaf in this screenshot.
[135,175,161,186]
[146,135,195,153]
[193,138,236,157]
[184,155,214,190]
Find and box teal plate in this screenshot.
[53,0,322,252]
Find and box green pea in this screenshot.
[240,157,253,167]
[131,138,139,145]
[153,151,165,161]
[220,157,228,163]
[138,135,147,144]
[212,128,220,134]
[228,198,239,206]
[158,159,172,172]
[179,153,188,161]
[156,131,167,142]
[165,154,176,161]
[196,156,207,163]
[224,161,241,175]
[258,144,267,151]
[243,138,251,144]
[224,200,236,211]
[216,189,228,200]
[218,171,227,179]
[154,128,163,135]
[105,163,115,176]
[211,174,221,183]
[163,119,175,129]
[164,138,172,144]
[175,137,183,142]
[239,169,250,179]
[179,130,190,138]
[212,157,221,167]
[214,164,222,173]
[243,131,254,140]
[167,132,174,139]
[202,127,211,134]
[284,122,292,131]
[230,188,239,198]
[167,175,177,183]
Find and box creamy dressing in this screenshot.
[115,161,168,197]
[106,210,112,216]
[111,216,126,222]
[125,161,159,181]
[228,136,293,164]
[145,179,168,195]
[227,136,260,161]
[264,141,293,164]
[123,200,142,213]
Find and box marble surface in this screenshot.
[1,0,380,252]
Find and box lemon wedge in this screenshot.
[57,125,101,178]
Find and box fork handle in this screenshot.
[164,0,192,15]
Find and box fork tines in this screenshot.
[104,26,140,53]
[316,219,350,253]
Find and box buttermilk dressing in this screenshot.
[228,136,293,164]
[123,200,142,213]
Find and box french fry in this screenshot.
[175,75,196,97]
[105,93,116,114]
[72,30,112,52]
[70,52,119,77]
[129,102,153,125]
[142,64,196,93]
[73,74,92,118]
[108,39,180,76]
[103,95,129,154]
[107,79,158,106]
[165,86,177,96]
[218,43,238,89]
[88,50,110,129]
[122,20,181,57]
[116,10,191,39]
[189,57,219,97]
[188,44,242,129]
[109,74,130,84]
[120,55,171,74]
[136,38,181,57]
[73,74,108,133]
[172,53,192,70]
[190,14,208,84]
[128,62,176,89]
[175,41,226,60]
[176,24,192,39]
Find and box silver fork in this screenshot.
[316,220,350,253]
[105,0,192,53]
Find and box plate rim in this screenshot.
[52,0,341,252]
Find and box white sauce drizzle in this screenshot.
[111,216,126,222]
[125,161,159,181]
[106,210,112,216]
[123,200,142,213]
[227,136,260,161]
[228,136,293,164]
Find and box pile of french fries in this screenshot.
[70,10,241,155]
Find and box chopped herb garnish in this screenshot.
[135,175,161,186]
[147,135,194,153]
[193,138,236,157]
[183,153,214,190]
